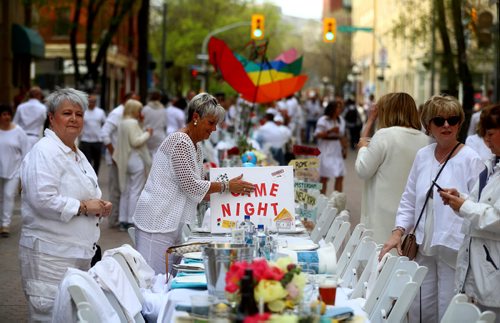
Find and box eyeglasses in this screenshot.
[431,116,460,127]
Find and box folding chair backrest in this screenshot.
[350,243,382,300]
[441,294,496,323]
[336,223,372,276]
[310,206,337,243]
[67,286,101,323]
[331,221,351,257]
[362,255,400,315]
[111,254,145,323]
[324,215,345,243]
[340,236,378,289]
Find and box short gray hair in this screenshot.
[187,93,225,123]
[45,88,88,115]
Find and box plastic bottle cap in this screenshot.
[257,224,264,229]
[244,215,250,220]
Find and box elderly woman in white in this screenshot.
[19,88,112,321]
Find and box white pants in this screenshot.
[119,152,146,224]
[19,244,90,322]
[0,176,19,227]
[135,226,183,274]
[409,252,456,323]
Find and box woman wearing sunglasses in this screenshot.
[379,95,484,322]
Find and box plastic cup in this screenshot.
[190,294,214,317]
[318,276,337,305]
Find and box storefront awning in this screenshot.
[11,24,45,58]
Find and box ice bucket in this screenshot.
[202,243,254,299]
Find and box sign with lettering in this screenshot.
[288,158,319,169]
[209,166,295,233]
[294,181,323,191]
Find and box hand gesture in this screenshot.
[379,230,403,261]
[228,174,255,195]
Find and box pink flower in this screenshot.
[225,261,249,293]
[285,282,300,299]
[251,259,284,282]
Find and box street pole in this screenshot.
[160,2,167,93]
[430,0,436,96]
[495,1,500,102]
[199,21,251,92]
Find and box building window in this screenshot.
[54,7,71,36]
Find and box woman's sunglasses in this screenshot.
[431,116,460,127]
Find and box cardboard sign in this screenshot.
[294,181,323,191]
[210,166,295,233]
[293,145,320,156]
[289,158,319,169]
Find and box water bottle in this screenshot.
[256,224,266,257]
[238,215,255,246]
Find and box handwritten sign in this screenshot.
[210,166,295,233]
[294,181,323,191]
[296,207,316,219]
[288,158,319,169]
[295,190,317,206]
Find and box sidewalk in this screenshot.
[0,151,362,321]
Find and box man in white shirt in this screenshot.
[254,111,288,165]
[79,94,106,174]
[13,86,47,149]
[142,89,167,156]
[165,96,186,136]
[101,92,139,228]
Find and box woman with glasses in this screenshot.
[133,93,255,274]
[379,95,484,322]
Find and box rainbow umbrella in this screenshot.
[208,37,307,104]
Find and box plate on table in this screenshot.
[273,227,306,234]
[183,252,203,260]
[191,227,210,233]
[174,263,205,273]
[286,243,319,251]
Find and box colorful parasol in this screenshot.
[208,37,307,104]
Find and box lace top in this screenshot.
[134,132,210,232]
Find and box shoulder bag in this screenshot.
[401,142,461,260]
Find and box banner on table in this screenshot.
[209,166,295,233]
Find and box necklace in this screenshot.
[435,142,459,164]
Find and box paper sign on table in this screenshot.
[209,166,295,233]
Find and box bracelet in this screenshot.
[226,180,230,193]
[392,226,405,234]
[82,201,88,217]
[220,181,226,194]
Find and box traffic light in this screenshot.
[476,10,493,48]
[323,18,336,43]
[251,14,265,40]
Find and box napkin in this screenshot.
[170,273,207,290]
[278,242,337,274]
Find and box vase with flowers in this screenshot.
[225,257,307,314]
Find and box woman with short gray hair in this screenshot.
[19,88,112,320]
[133,93,255,274]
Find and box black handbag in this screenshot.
[401,143,461,260]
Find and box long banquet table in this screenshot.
[156,229,369,322]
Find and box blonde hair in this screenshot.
[377,92,421,130]
[123,99,143,118]
[420,95,464,135]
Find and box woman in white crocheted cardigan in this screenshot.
[133,93,256,274]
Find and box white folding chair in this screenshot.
[441,294,496,323]
[340,236,378,290]
[363,257,428,322]
[315,194,328,223]
[324,214,346,243]
[310,206,337,243]
[67,287,102,323]
[331,221,351,258]
[111,254,145,323]
[336,223,373,277]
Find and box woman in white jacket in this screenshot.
[113,99,152,231]
[380,95,484,322]
[439,103,500,319]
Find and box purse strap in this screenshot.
[410,142,461,234]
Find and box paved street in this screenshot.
[0,150,362,321]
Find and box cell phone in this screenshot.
[432,180,443,191]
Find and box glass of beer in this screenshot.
[319,275,337,305]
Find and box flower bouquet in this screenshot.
[225,257,307,313]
